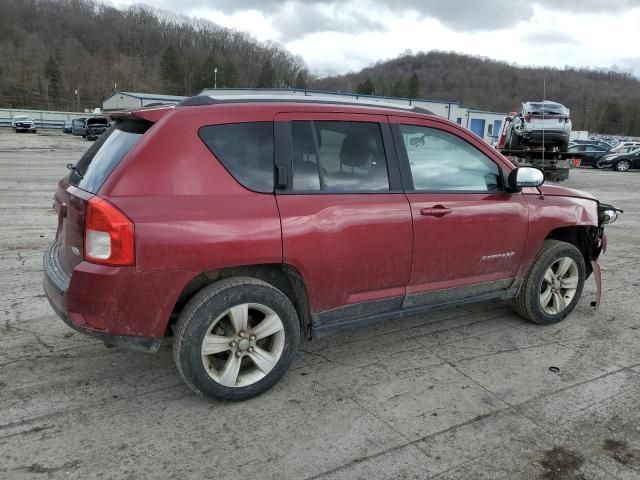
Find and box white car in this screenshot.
[11,115,36,133]
[608,141,640,153]
[505,101,571,151]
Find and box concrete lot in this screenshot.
[1,129,639,479]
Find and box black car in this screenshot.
[567,143,609,168]
[85,117,109,141]
[71,118,87,136]
[596,149,640,172]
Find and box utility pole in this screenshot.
[214,67,218,89]
[75,87,80,112]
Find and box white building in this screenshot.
[102,92,185,111]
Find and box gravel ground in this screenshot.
[1,129,639,479]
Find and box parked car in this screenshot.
[71,118,87,136]
[567,143,609,168]
[85,117,109,141]
[608,141,640,153]
[505,101,572,151]
[596,148,640,171]
[63,120,73,133]
[571,139,612,150]
[11,115,36,133]
[44,95,619,401]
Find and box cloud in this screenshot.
[271,3,386,41]
[520,31,577,46]
[114,0,640,33]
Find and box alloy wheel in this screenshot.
[616,160,630,172]
[540,257,579,315]
[200,303,285,388]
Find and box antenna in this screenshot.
[542,76,546,166]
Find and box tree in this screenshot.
[294,71,307,89]
[356,77,374,95]
[160,45,183,94]
[44,56,62,103]
[194,50,219,91]
[391,79,406,97]
[408,72,420,98]
[221,59,238,88]
[257,60,276,88]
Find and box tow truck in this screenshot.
[496,111,576,182]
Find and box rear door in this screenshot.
[390,116,529,308]
[274,112,413,323]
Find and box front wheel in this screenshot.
[514,240,585,325]
[614,160,631,172]
[173,277,300,401]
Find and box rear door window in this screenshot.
[290,120,390,192]
[68,120,150,193]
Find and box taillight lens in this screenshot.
[84,197,134,266]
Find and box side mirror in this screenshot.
[507,167,544,191]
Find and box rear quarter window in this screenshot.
[68,120,150,193]
[198,122,274,193]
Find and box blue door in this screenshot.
[469,118,485,138]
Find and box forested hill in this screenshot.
[0,0,307,111]
[312,51,640,136]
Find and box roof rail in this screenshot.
[177,94,435,115]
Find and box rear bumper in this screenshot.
[43,241,164,352]
[522,130,569,143]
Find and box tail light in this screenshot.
[524,115,531,122]
[84,197,134,266]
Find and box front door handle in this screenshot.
[420,205,452,217]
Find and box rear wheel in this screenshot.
[173,277,300,401]
[614,160,631,172]
[514,240,585,325]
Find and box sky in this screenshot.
[108,0,640,77]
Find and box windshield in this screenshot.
[68,120,151,193]
[14,116,31,121]
[527,103,567,115]
[87,118,108,125]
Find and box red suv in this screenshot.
[44,96,620,401]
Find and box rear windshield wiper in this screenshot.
[66,163,84,179]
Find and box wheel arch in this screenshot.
[545,225,600,277]
[169,263,313,339]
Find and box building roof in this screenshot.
[115,92,186,102]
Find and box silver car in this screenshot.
[11,115,36,133]
[506,101,571,151]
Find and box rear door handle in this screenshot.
[420,205,452,217]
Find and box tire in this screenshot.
[614,160,631,172]
[514,240,585,325]
[173,277,300,401]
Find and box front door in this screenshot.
[274,112,413,327]
[390,116,529,308]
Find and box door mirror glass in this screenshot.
[508,167,544,190]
